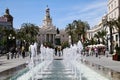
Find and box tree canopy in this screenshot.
[65,20,90,44]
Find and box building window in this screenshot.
[109,6,110,11]
[114,12,116,18]
[111,13,113,18]
[112,36,114,41]
[111,4,113,9]
[114,1,116,7]
[116,35,118,41]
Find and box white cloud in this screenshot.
[80,2,106,13]
[57,0,107,28]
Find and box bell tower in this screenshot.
[45,5,51,20]
[43,5,53,28]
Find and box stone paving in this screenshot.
[37,60,74,80]
[0,55,30,73]
[83,55,120,72]
[34,57,110,80]
[0,55,30,80]
[0,54,120,80]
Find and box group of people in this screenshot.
[6,45,26,59]
[83,47,106,57]
[6,42,38,60]
[54,46,63,57]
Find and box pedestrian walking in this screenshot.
[55,47,57,56]
[95,47,98,57]
[21,45,25,58]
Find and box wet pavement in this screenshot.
[35,60,74,80]
[0,55,120,80]
[82,58,120,80]
[34,59,110,80]
[0,63,26,80]
[0,56,30,80]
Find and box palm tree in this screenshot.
[89,38,95,45]
[19,23,39,43]
[94,30,107,44]
[73,20,90,42]
[66,20,90,45]
[0,25,16,52]
[104,19,115,54]
[100,30,107,44]
[65,23,75,45]
[73,20,82,40]
[94,32,100,44]
[114,16,120,46]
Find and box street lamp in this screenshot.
[7,34,16,51]
[69,35,72,46]
[107,36,109,50]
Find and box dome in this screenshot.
[3,8,13,22]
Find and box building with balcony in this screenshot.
[86,0,120,52]
[107,0,120,48]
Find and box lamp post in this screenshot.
[106,36,109,50]
[8,34,16,51]
[69,35,72,46]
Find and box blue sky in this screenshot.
[0,0,107,29]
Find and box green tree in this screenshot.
[0,26,5,46]
[17,23,39,43]
[114,16,120,46]
[94,30,107,44]
[73,20,90,43]
[65,23,75,45]
[66,20,90,45]
[94,32,100,44]
[103,19,115,54]
[61,41,69,49]
[100,30,107,44]
[89,38,95,45]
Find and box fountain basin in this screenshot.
[17,61,52,80]
[0,63,27,80]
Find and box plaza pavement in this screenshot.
[0,54,120,76]
[83,55,120,72]
[0,55,30,73]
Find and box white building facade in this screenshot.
[37,6,69,46]
[38,6,57,45]
[107,0,120,48]
[87,0,120,51]
[86,19,105,42]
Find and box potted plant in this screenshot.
[114,46,120,61]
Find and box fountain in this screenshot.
[13,40,110,80]
[17,43,54,80]
[63,40,110,80]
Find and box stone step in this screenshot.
[43,69,72,73]
[37,71,74,75]
[35,75,74,80]
[34,60,76,80]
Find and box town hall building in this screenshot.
[37,6,68,46]
[38,6,57,45]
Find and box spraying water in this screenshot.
[63,40,110,80]
[17,43,54,80]
[16,41,110,80]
